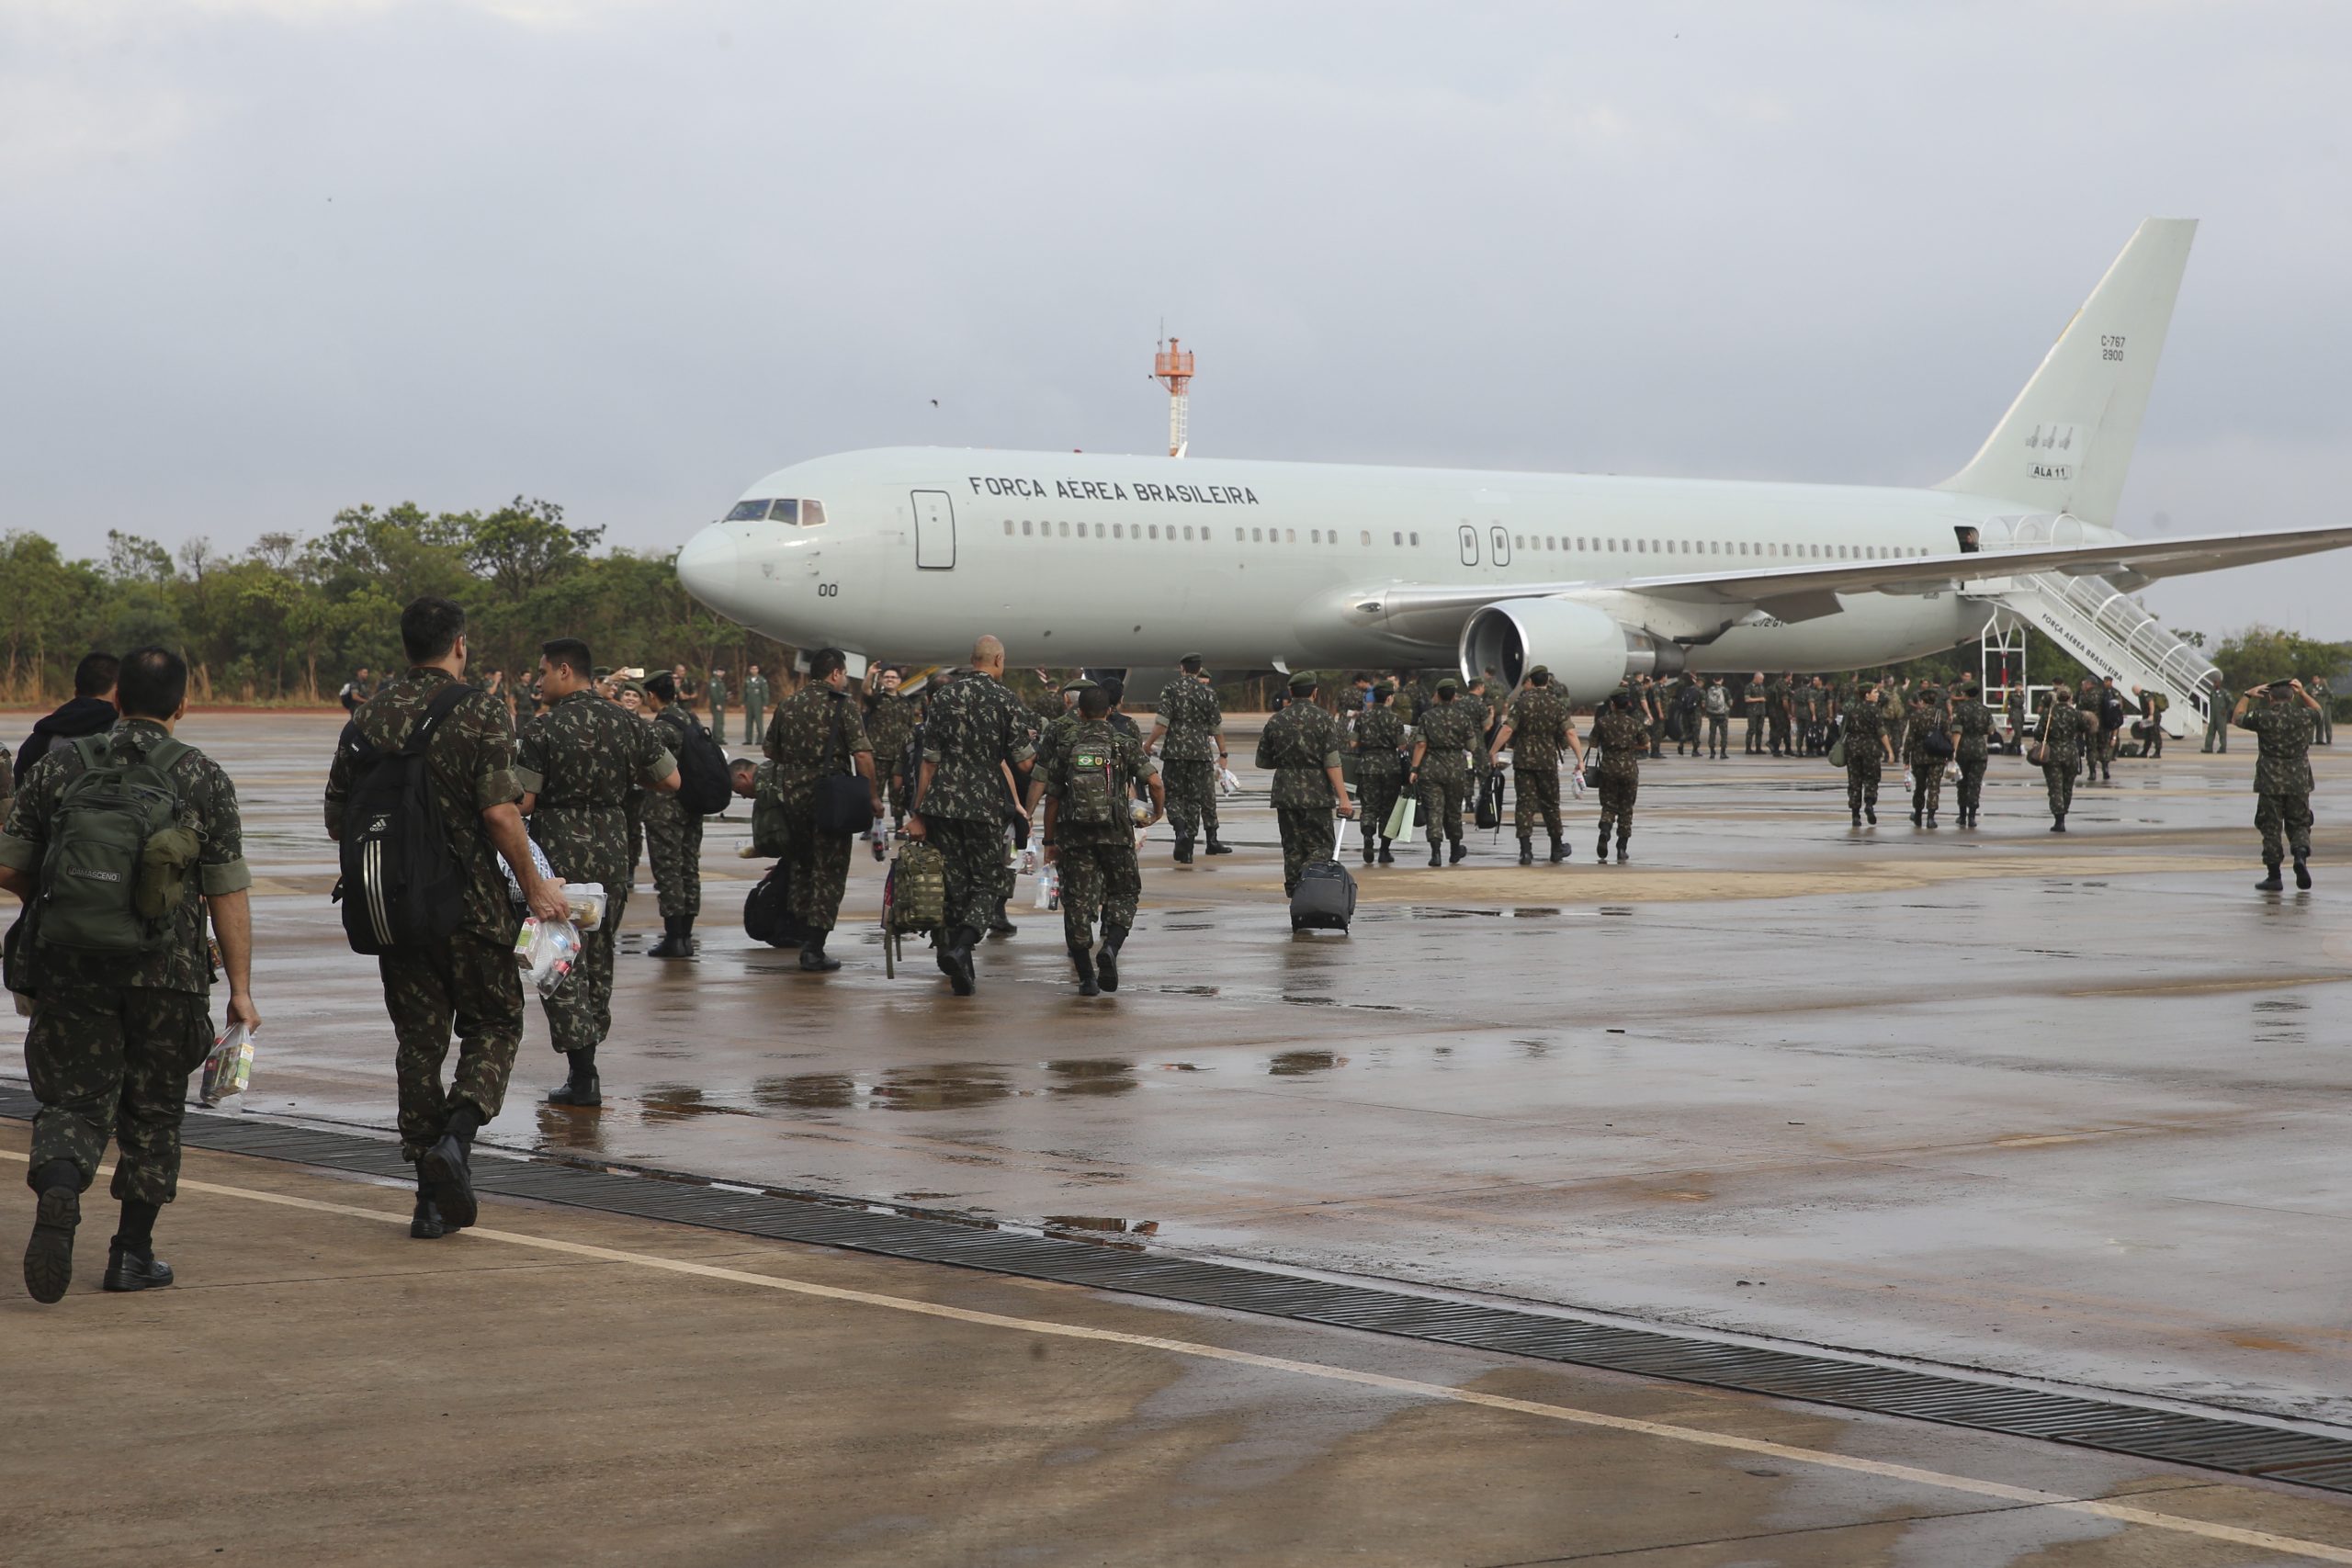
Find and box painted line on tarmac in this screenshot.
[10,1148,2352,1564]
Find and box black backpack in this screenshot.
[2101,693,2126,728]
[670,712,733,816]
[334,683,475,956]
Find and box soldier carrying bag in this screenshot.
[35,733,198,956]
[814,698,871,835]
[334,682,473,956]
[671,710,735,817]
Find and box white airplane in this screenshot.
[676,219,2350,716]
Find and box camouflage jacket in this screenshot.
[1589,708,1647,780]
[1841,697,1885,759]
[1413,699,1482,784]
[918,672,1034,822]
[327,668,526,944]
[764,685,871,803]
[518,688,675,884]
[0,740,11,822]
[1903,700,1951,766]
[4,718,251,995]
[1154,676,1224,761]
[1951,697,1994,761]
[2239,702,2315,794]
[1351,706,1407,776]
[864,691,920,773]
[1502,687,1573,771]
[2034,703,2086,765]
[1763,679,1790,716]
[1045,718,1156,846]
[1254,702,1343,808]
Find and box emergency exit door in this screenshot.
[912,491,956,570]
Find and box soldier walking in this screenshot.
[2032,685,2085,831]
[640,672,707,957]
[864,665,920,852]
[6,648,261,1299]
[906,637,1034,996]
[1489,665,1584,863]
[1147,654,1231,863]
[2233,680,2322,890]
[1951,680,1995,828]
[1905,682,1951,828]
[1351,681,1407,865]
[1589,690,1647,863]
[520,638,680,1106]
[1040,686,1164,995]
[763,648,879,971]
[1842,680,1893,826]
[741,663,769,746]
[1254,671,1355,895]
[1408,678,1480,865]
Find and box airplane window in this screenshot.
[768,500,801,525]
[1111,524,1122,539]
[1182,526,1193,541]
[1004,520,1015,536]
[1515,536,1525,550]
[1361,530,1371,546]
[1251,528,1262,542]
[724,500,770,522]
[1021,520,1032,536]
[1284,530,1295,543]
[1392,532,1402,546]
[1409,532,1419,546]
[801,501,825,526]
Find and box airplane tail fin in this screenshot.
[1935,218,2197,526]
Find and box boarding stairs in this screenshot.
[1970,569,2218,735]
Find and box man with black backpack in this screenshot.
[329,601,565,1239]
[2095,676,2128,782]
[762,648,877,973]
[4,647,258,1302]
[519,639,681,1106]
[641,671,730,958]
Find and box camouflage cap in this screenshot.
[1286,670,1319,693]
[1061,676,1098,693]
[1526,665,1550,680]
[1435,677,1460,695]
[1373,680,1397,695]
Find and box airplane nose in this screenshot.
[675,525,740,612]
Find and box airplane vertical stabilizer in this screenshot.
[1936,218,2196,526]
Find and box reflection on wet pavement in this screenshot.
[870,1064,1017,1111]
[1046,1059,1138,1096]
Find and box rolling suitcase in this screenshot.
[1290,857,1356,933]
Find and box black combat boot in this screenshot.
[987,901,1017,937]
[546,1049,602,1108]
[1362,839,1376,866]
[1851,808,1862,827]
[2257,861,2285,891]
[648,915,694,958]
[1173,836,1194,865]
[1517,837,1533,865]
[1597,826,1611,861]
[1204,837,1234,855]
[1927,810,1939,829]
[1548,834,1566,863]
[419,1130,479,1230]
[1376,839,1395,865]
[411,1189,450,1240]
[1614,837,1630,865]
[2296,855,2313,890]
[1096,925,1127,993]
[101,1243,174,1293]
[1864,799,1877,825]
[1910,807,1923,828]
[1448,839,1468,864]
[944,926,980,995]
[22,1162,81,1305]
[1427,843,1442,867]
[799,931,841,972]
[2051,816,2067,833]
[1069,944,1099,997]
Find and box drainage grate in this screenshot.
[10,1083,2352,1495]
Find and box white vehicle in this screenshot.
[676,220,2349,719]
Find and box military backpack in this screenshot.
[671,711,734,817]
[334,682,473,956]
[1059,740,1127,826]
[885,838,947,934]
[35,733,199,955]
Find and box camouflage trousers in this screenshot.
[926,816,1007,934]
[1057,839,1140,946]
[23,983,211,1204]
[1745,714,1765,753]
[1274,807,1336,896]
[742,706,763,745]
[1163,759,1216,844]
[1956,754,1988,815]
[1845,753,1881,811]
[783,799,854,932]
[1706,714,1729,756]
[1595,773,1637,840]
[1356,769,1401,847]
[381,935,525,1162]
[643,794,704,920]
[1910,761,1944,817]
[531,807,634,1059]
[1769,715,1791,755]
[2043,760,2075,819]
[1513,767,1562,840]
[2256,793,2314,863]
[1419,773,1467,845]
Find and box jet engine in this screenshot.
[1458,598,1684,695]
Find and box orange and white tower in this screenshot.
[1153,336,1194,457]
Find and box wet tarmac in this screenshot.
[7,709,2352,1437]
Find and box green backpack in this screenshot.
[886,839,947,934]
[1060,743,1125,826]
[38,734,200,954]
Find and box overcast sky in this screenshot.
[4,1,2346,637]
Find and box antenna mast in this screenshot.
[1153,335,1194,457]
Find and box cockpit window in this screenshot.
[726,499,772,522]
[769,500,799,525]
[725,498,827,525]
[800,500,825,526]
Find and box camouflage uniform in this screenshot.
[1905,687,1949,822]
[642,705,706,922]
[1841,694,1885,817]
[1044,717,1153,947]
[1589,706,1646,855]
[518,689,675,1058]
[1154,673,1224,849]
[1951,690,1994,822]
[2239,696,2316,867]
[763,683,871,933]
[706,672,729,742]
[1254,699,1344,895]
[2034,699,2085,824]
[915,671,1034,935]
[1351,702,1407,858]
[5,721,251,1202]
[1742,679,1767,754]
[326,671,530,1160]
[1765,677,1792,756]
[0,740,12,823]
[741,672,769,746]
[864,690,920,825]
[1413,696,1481,850]
[1501,684,1573,846]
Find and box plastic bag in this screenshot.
[1384,794,1419,841]
[513,917,582,997]
[1570,770,1587,798]
[1216,767,1241,796]
[563,882,606,931]
[199,1022,255,1106]
[1034,861,1058,909]
[502,838,559,906]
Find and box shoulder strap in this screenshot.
[142,736,190,776]
[404,682,477,758]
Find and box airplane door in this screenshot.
[1490,526,1510,567]
[1459,525,1480,567]
[912,491,956,570]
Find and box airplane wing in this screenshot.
[1348,522,2352,628]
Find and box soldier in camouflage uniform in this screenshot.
[1765,673,1792,758]
[908,636,1034,995]
[1255,671,1355,894]
[1841,681,1893,826]
[1041,686,1164,995]
[2233,680,2322,890]
[1951,681,1995,828]
[2202,682,2233,753]
[0,739,11,823]
[741,664,769,746]
[1489,666,1584,863]
[5,648,259,1300]
[707,668,729,742]
[1743,671,1768,755]
[640,671,707,956]
[328,604,566,1238]
[520,637,679,1106]
[1905,683,1951,828]
[1464,674,1499,808]
[2032,685,2085,831]
[1351,681,1407,865]
[763,647,877,970]
[1408,679,1481,866]
[1588,689,1647,863]
[1148,654,1231,863]
[864,666,920,849]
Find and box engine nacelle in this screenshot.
[1458,598,1683,699]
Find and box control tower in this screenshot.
[1152,337,1194,458]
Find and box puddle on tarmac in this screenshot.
[1156,985,1221,998]
[870,1064,1019,1111]
[1044,1215,1159,1236]
[1045,1058,1139,1096]
[534,1105,608,1154]
[1267,1050,1348,1076]
[753,1073,858,1111]
[639,1085,760,1122]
